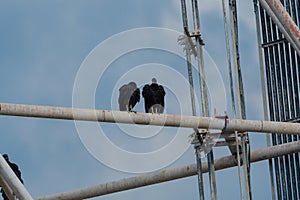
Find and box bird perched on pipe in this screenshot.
[142,78,166,113]
[118,82,140,112]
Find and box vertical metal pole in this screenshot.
[284,3,300,198]
[253,1,276,199]
[253,0,269,126]
[228,0,246,120]
[180,0,197,117]
[187,51,197,116]
[223,0,244,198]
[267,9,285,198]
[228,0,251,199]
[235,131,244,200]
[272,7,291,198]
[241,136,251,200]
[222,0,237,119]
[206,141,217,200]
[189,0,217,198]
[195,145,205,200]
[180,1,205,199]
[190,0,217,199]
[277,2,296,195]
[0,154,33,200]
[262,5,283,197]
[191,0,209,117]
[180,0,188,30]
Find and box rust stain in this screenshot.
[272,0,300,45]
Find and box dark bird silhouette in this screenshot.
[118,82,140,112]
[1,154,23,200]
[142,78,166,113]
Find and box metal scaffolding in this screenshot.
[35,140,300,200]
[0,103,300,134]
[254,0,300,199]
[0,103,299,200]
[227,1,252,199]
[1,0,300,199]
[179,0,217,199]
[0,103,300,198]
[179,0,244,199]
[179,0,252,199]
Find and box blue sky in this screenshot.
[0,1,272,199]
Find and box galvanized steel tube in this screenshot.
[0,175,16,200]
[0,155,33,200]
[180,0,205,199]
[253,1,276,199]
[222,0,236,119]
[0,103,300,135]
[36,140,300,200]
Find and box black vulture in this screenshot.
[1,154,23,200]
[142,78,166,113]
[118,82,140,112]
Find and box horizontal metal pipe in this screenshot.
[0,155,33,200]
[0,103,299,135]
[36,140,300,200]
[258,0,300,55]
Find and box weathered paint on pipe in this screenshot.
[268,0,300,42]
[0,103,299,135]
[36,140,300,200]
[258,0,300,55]
[0,155,33,200]
[0,175,16,200]
[258,0,300,56]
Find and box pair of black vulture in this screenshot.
[118,78,166,113]
[0,154,23,200]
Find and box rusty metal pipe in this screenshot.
[258,0,300,55]
[0,103,299,135]
[0,155,33,200]
[35,140,300,200]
